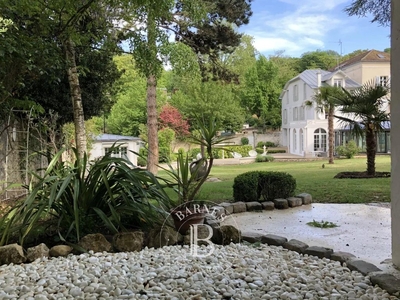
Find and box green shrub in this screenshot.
[233,171,296,202]
[255,155,275,162]
[241,137,249,145]
[188,148,202,159]
[258,171,296,201]
[256,148,286,154]
[268,149,286,154]
[137,148,147,167]
[233,172,260,202]
[336,140,359,158]
[158,128,175,162]
[0,147,173,246]
[256,141,276,148]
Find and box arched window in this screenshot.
[314,128,327,151]
[293,129,297,150]
[300,129,304,151]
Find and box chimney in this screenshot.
[317,71,321,87]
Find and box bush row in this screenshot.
[255,148,286,154]
[233,171,296,202]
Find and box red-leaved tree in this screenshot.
[159,104,190,138]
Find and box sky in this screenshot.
[240,0,391,58]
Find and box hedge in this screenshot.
[233,171,296,202]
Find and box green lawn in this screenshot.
[193,156,391,204]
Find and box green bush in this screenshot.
[255,155,275,162]
[336,140,360,159]
[257,141,276,148]
[241,137,249,145]
[232,172,260,202]
[258,171,296,201]
[0,147,173,246]
[255,148,286,154]
[233,171,296,202]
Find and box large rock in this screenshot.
[242,232,263,243]
[261,201,275,210]
[0,243,26,265]
[304,246,333,259]
[147,226,181,249]
[287,197,302,208]
[330,251,356,263]
[297,193,312,205]
[49,245,73,257]
[212,225,241,245]
[218,202,234,215]
[346,259,382,275]
[246,202,262,211]
[261,234,288,246]
[273,198,289,209]
[370,273,400,295]
[232,202,247,213]
[26,243,49,262]
[183,224,215,246]
[78,233,112,253]
[113,231,144,252]
[283,239,308,253]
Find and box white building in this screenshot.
[280,50,391,157]
[90,134,142,166]
[279,69,360,157]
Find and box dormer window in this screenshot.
[334,79,343,87]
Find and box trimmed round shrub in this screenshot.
[233,171,260,202]
[241,137,249,145]
[233,171,296,202]
[258,171,296,201]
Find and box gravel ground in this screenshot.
[0,244,397,300]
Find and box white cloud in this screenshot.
[244,0,350,56]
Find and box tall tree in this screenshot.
[345,0,390,26]
[309,86,344,164]
[335,81,390,175]
[298,50,339,72]
[0,0,123,158]
[128,0,253,173]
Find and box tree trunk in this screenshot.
[146,11,159,174]
[365,124,376,176]
[146,74,159,174]
[65,37,87,159]
[328,107,334,164]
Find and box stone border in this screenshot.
[208,193,400,296]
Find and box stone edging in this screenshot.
[207,194,400,296]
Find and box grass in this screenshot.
[188,156,391,204]
[307,220,339,228]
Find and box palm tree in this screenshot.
[334,80,390,176]
[308,86,344,164]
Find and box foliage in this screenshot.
[258,171,296,201]
[159,104,190,138]
[239,55,281,128]
[158,128,176,163]
[233,171,296,202]
[345,0,390,27]
[255,148,285,154]
[164,116,234,204]
[0,147,173,246]
[297,50,339,72]
[335,80,390,175]
[255,155,275,163]
[307,220,339,228]
[257,141,276,148]
[171,80,246,132]
[107,55,148,137]
[336,140,360,159]
[232,172,259,202]
[241,137,249,145]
